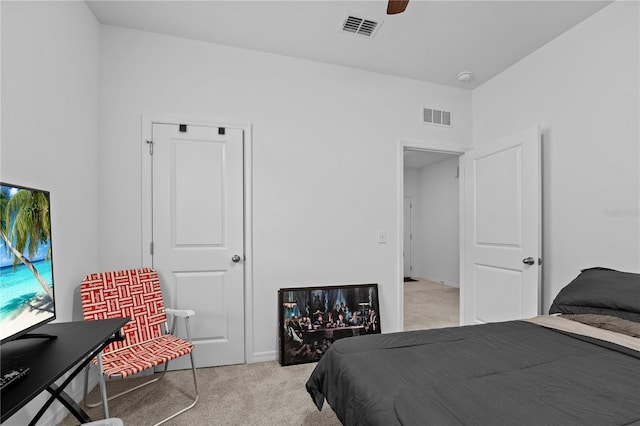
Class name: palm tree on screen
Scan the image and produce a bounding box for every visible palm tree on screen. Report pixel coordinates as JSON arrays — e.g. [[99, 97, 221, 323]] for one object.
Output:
[[1, 188, 54, 300]]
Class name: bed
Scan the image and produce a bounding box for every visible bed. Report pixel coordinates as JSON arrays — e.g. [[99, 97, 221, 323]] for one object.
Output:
[[306, 267, 640, 425]]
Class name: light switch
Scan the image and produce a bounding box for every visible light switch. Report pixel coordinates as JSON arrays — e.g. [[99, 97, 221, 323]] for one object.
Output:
[[377, 230, 387, 244]]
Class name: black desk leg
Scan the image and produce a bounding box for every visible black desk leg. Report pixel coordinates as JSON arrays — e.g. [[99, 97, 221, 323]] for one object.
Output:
[[52, 384, 93, 424], [28, 382, 92, 426], [28, 333, 123, 425]]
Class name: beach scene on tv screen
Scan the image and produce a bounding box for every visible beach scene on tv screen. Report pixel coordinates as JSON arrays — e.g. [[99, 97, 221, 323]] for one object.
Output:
[[0, 185, 55, 340]]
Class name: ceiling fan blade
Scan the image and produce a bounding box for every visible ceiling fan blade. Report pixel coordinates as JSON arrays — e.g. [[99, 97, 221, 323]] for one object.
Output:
[[387, 0, 409, 15]]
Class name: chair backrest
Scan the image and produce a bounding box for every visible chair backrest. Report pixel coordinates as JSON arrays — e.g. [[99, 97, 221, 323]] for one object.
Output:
[[80, 268, 167, 353]]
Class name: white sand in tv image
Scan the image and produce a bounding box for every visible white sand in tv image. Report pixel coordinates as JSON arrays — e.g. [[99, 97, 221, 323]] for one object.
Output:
[[0, 263, 55, 341], [2, 294, 54, 338]]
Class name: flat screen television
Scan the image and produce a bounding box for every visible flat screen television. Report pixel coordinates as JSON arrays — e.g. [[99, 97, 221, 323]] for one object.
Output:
[[0, 182, 56, 344]]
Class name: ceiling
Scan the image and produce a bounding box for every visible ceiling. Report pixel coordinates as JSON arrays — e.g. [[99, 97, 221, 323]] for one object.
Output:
[[86, 0, 612, 89], [404, 149, 456, 169]]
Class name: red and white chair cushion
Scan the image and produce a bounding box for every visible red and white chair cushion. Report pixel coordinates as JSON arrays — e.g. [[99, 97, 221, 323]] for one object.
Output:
[[99, 334, 193, 378]]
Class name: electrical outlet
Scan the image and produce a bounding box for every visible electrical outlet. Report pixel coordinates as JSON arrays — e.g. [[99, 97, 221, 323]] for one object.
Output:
[[377, 230, 387, 244]]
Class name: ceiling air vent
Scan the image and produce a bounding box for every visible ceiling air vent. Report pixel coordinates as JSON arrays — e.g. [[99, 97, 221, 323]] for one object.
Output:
[[342, 15, 381, 38], [423, 107, 452, 127]]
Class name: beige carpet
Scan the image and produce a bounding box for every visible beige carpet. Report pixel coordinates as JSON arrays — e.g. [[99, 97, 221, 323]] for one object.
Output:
[[60, 280, 459, 425], [404, 278, 460, 331]]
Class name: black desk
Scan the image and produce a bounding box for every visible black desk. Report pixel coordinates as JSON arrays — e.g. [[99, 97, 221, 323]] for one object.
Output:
[[1, 319, 128, 425]]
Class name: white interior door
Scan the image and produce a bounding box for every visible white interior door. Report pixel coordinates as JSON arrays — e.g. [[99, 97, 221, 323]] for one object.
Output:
[[151, 123, 245, 367], [462, 127, 541, 325], [403, 197, 413, 277]]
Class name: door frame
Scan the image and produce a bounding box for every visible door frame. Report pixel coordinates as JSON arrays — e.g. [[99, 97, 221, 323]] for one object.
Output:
[[396, 140, 470, 331], [140, 114, 256, 363]]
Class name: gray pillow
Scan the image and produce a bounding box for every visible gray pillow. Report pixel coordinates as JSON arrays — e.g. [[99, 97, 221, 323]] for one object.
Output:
[[549, 267, 640, 322]]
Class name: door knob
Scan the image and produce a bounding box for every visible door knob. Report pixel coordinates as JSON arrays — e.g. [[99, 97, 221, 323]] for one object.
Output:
[[522, 257, 535, 265], [232, 255, 242, 263]]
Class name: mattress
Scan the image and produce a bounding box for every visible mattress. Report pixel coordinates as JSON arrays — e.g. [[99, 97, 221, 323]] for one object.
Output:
[[306, 317, 640, 425]]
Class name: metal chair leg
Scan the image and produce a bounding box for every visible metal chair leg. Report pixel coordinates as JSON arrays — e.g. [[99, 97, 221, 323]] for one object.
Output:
[[83, 372, 167, 408], [152, 351, 200, 426], [96, 353, 110, 419], [83, 358, 197, 424], [83, 365, 90, 405]]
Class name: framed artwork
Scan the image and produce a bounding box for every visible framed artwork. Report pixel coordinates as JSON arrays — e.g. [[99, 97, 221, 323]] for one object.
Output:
[[278, 283, 380, 366]]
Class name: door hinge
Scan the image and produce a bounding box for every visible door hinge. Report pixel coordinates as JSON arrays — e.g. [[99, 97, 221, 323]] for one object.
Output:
[[150, 242, 154, 255], [146, 140, 153, 155]]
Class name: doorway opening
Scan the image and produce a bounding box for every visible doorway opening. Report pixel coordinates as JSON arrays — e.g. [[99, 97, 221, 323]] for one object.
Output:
[[401, 146, 464, 331]]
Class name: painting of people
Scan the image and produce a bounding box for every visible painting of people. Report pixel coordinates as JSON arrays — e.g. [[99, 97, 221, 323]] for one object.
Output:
[[278, 284, 380, 366]]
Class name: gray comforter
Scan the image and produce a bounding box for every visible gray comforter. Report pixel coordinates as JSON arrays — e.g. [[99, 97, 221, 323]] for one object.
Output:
[[306, 320, 640, 425]]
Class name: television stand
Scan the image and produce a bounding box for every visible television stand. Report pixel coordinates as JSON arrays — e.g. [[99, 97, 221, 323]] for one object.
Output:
[[1, 319, 128, 425], [16, 332, 57, 341]]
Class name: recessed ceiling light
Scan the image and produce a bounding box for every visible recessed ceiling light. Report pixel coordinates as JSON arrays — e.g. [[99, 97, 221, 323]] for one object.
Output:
[[457, 71, 473, 82]]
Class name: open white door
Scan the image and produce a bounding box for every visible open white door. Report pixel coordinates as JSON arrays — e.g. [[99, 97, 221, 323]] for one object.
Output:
[[462, 127, 541, 325]]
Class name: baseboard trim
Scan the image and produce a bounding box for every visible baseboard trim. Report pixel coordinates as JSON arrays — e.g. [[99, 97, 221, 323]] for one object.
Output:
[[418, 275, 460, 288], [250, 350, 277, 363]]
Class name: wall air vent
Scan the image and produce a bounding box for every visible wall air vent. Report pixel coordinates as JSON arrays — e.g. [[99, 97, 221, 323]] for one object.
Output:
[[423, 107, 452, 127], [341, 15, 381, 38]]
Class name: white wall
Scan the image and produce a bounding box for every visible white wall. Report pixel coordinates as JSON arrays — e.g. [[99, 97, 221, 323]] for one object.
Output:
[[5, 1, 634, 421], [403, 168, 419, 201], [413, 157, 460, 285], [1, 1, 100, 424], [472, 1, 640, 312], [97, 25, 472, 360]]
